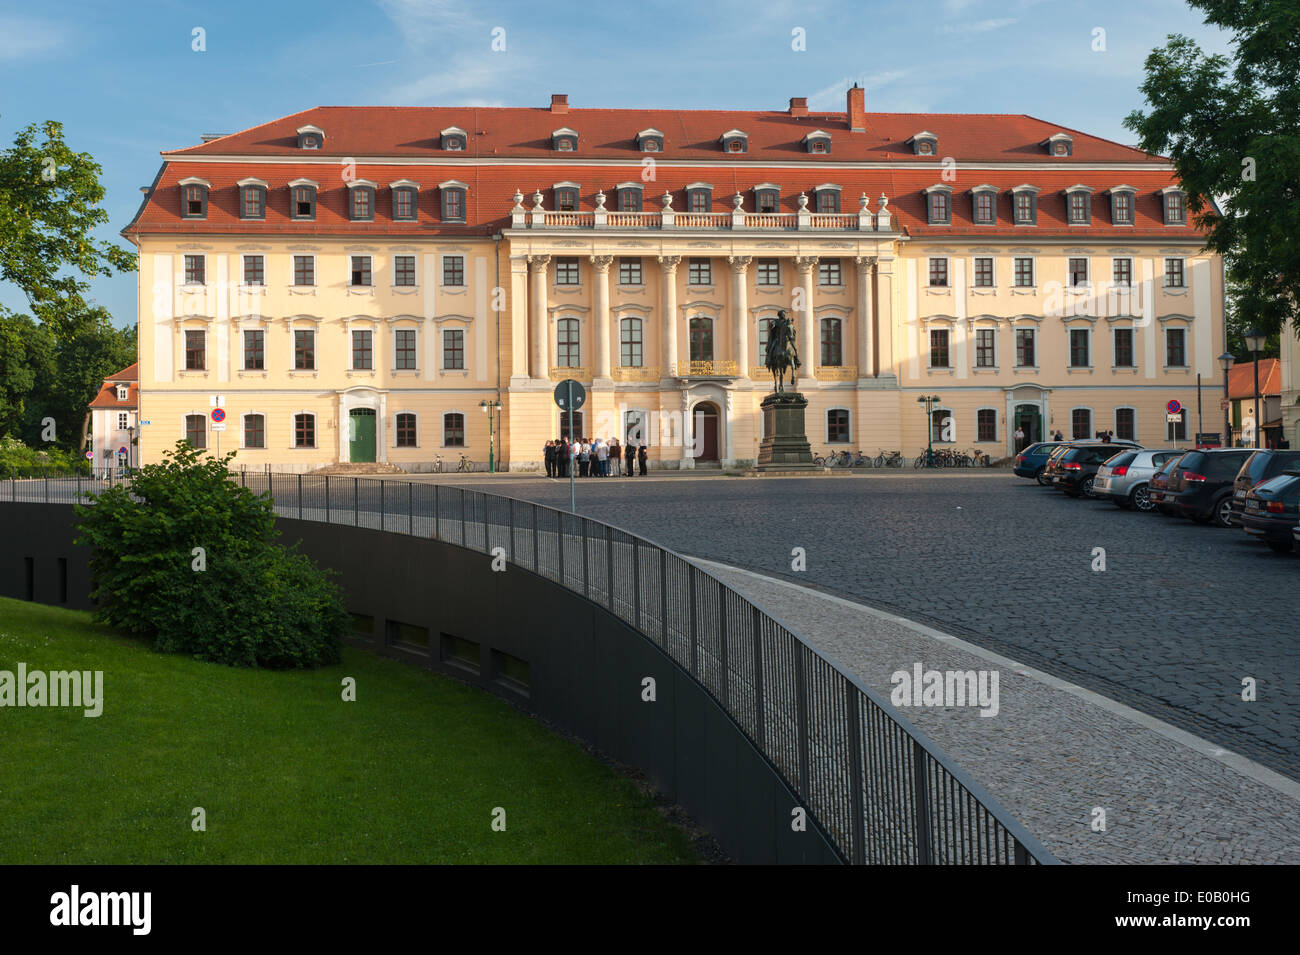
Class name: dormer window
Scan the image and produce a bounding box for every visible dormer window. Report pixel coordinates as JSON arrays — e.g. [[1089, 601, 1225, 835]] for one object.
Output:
[[615, 182, 643, 212], [910, 132, 939, 156], [1064, 185, 1093, 225], [553, 182, 580, 212], [804, 130, 832, 154], [237, 178, 267, 220], [296, 124, 325, 150], [924, 185, 952, 225], [1109, 185, 1136, 226], [636, 128, 664, 152], [288, 179, 318, 220], [347, 180, 377, 221], [1011, 185, 1040, 225], [685, 182, 713, 213], [1162, 188, 1186, 225], [1043, 133, 1073, 157], [970, 185, 998, 224], [440, 180, 468, 222], [812, 184, 841, 214], [754, 183, 780, 213], [116, 385, 129, 401], [391, 180, 419, 221], [178, 177, 210, 219], [551, 127, 579, 152], [440, 126, 467, 151], [720, 129, 748, 154]]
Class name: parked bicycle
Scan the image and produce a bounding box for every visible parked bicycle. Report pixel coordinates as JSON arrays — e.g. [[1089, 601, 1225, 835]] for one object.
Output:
[[875, 449, 905, 468], [456, 454, 474, 473]]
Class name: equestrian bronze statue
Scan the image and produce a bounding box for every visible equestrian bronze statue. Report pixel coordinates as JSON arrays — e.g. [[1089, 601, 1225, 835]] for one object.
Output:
[[764, 309, 801, 393]]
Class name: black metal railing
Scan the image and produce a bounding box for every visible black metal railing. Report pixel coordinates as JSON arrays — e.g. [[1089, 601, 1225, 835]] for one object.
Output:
[[6, 471, 1058, 865]]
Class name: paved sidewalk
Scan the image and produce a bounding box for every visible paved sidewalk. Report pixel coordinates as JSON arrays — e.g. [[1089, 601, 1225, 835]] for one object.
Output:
[[690, 557, 1300, 865]]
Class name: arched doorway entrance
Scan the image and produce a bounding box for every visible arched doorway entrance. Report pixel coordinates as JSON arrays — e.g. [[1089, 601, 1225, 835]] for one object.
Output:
[[349, 408, 377, 462], [1013, 403, 1042, 452], [693, 402, 720, 461]]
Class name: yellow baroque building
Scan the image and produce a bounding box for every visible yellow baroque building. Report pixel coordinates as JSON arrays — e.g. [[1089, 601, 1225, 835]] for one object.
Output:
[[124, 90, 1226, 471]]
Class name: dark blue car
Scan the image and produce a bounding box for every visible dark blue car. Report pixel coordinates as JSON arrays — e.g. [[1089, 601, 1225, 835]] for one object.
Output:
[[1014, 442, 1066, 485]]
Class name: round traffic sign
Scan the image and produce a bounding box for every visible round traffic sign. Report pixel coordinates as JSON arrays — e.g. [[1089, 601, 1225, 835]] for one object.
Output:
[[553, 379, 586, 411], [1166, 399, 1182, 415], [211, 407, 226, 423], [118, 446, 127, 454], [84, 450, 93, 460]]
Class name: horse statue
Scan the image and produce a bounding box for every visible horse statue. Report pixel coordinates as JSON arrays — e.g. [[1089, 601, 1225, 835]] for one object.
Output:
[[764, 308, 801, 394]]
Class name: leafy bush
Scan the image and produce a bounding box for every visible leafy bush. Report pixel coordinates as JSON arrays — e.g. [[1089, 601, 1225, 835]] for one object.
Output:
[[0, 436, 91, 478], [75, 441, 346, 668]]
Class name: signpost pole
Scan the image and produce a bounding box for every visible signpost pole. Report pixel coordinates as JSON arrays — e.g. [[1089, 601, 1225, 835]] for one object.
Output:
[[568, 380, 576, 514]]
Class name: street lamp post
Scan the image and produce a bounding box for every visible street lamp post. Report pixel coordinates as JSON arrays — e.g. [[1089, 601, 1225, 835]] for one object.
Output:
[[1243, 327, 1266, 449], [126, 426, 136, 471], [1218, 352, 1235, 447], [916, 394, 942, 467], [479, 398, 502, 473]]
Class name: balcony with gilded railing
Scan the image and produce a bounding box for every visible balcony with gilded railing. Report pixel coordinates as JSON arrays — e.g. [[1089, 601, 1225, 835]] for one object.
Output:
[[670, 360, 740, 378], [509, 188, 896, 233], [749, 365, 858, 381]]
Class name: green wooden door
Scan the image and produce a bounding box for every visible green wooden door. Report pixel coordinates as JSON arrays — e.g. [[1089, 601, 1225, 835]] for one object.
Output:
[[349, 409, 376, 463]]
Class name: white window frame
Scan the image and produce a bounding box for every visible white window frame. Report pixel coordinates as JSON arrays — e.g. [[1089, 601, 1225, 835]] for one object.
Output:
[[291, 253, 317, 288], [1011, 254, 1037, 289], [1066, 255, 1091, 289], [240, 411, 268, 450], [1113, 406, 1138, 442], [1163, 257, 1187, 289], [1111, 323, 1137, 369], [974, 406, 1000, 444], [182, 253, 207, 288], [392, 409, 421, 449], [117, 412, 130, 431], [391, 322, 420, 372], [927, 256, 951, 288], [441, 325, 467, 371], [972, 325, 998, 369], [441, 410, 468, 448], [1069, 406, 1094, 440], [1067, 325, 1093, 369], [349, 325, 377, 372], [825, 407, 852, 444], [926, 322, 953, 370], [392, 253, 419, 289], [290, 411, 317, 449], [1164, 323, 1190, 369], [440, 253, 467, 289], [1110, 256, 1135, 288], [115, 385, 129, 401], [970, 256, 996, 289], [1013, 323, 1038, 369]]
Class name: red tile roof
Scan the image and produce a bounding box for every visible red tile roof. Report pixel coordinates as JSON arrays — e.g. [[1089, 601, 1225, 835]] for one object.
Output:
[[88, 364, 139, 410], [1227, 358, 1280, 399]]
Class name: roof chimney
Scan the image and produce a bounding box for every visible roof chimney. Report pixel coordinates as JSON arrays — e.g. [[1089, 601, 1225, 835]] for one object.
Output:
[[550, 94, 569, 113], [788, 97, 808, 117], [847, 84, 866, 132]]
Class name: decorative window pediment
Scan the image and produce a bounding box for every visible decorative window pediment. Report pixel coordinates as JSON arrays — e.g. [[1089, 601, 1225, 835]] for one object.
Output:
[[551, 127, 579, 152], [440, 126, 467, 151], [910, 131, 938, 156], [636, 128, 664, 152], [1043, 132, 1073, 157], [296, 124, 325, 150], [720, 129, 748, 153], [804, 130, 831, 154]]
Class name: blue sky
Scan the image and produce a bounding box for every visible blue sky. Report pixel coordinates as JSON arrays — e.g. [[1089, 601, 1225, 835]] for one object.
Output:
[[0, 0, 1232, 328]]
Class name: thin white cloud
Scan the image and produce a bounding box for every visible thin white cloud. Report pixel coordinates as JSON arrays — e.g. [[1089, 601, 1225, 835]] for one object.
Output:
[[940, 17, 1018, 35], [0, 16, 63, 60], [808, 69, 916, 109], [374, 0, 475, 48]]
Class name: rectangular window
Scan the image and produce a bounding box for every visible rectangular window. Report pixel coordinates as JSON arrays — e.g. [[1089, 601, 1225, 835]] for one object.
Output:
[[977, 409, 997, 443], [242, 254, 264, 286], [185, 414, 206, 449], [974, 192, 995, 224], [1113, 258, 1133, 286], [818, 259, 842, 286], [618, 189, 642, 212], [292, 186, 314, 218], [975, 328, 995, 367], [1069, 328, 1090, 367], [928, 258, 948, 287], [827, 409, 850, 443], [444, 413, 465, 447], [556, 189, 577, 212], [556, 319, 581, 367], [184, 330, 205, 370], [1014, 192, 1034, 224], [243, 329, 264, 370], [396, 413, 417, 448], [117, 412, 129, 431], [620, 320, 643, 367], [183, 185, 205, 217], [295, 414, 315, 448], [619, 257, 642, 285], [242, 187, 264, 219], [244, 414, 265, 449], [1113, 328, 1134, 367], [815, 190, 838, 214], [1068, 192, 1089, 224], [350, 255, 372, 287], [757, 258, 781, 286], [1113, 192, 1133, 225], [1015, 327, 1035, 367], [1068, 257, 1089, 287], [555, 257, 580, 285], [394, 189, 415, 220], [1166, 327, 1187, 366], [1071, 408, 1091, 440], [688, 191, 709, 213], [757, 191, 778, 214], [930, 328, 950, 368], [1165, 258, 1185, 288], [395, 328, 417, 370], [1165, 192, 1185, 224], [1116, 407, 1136, 441], [352, 329, 373, 370], [442, 255, 464, 287], [442, 329, 464, 370], [294, 329, 315, 370], [184, 255, 205, 285], [351, 189, 371, 220], [974, 257, 993, 287], [394, 255, 416, 287], [1014, 257, 1035, 287], [688, 257, 711, 285], [820, 320, 842, 366], [293, 255, 314, 287], [444, 189, 465, 220], [928, 191, 950, 223]]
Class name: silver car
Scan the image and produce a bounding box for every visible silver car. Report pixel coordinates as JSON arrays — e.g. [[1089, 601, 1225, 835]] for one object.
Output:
[[1094, 448, 1186, 511]]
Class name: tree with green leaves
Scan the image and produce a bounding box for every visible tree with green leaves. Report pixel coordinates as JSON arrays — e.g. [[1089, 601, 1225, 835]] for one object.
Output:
[[1124, 0, 1300, 341]]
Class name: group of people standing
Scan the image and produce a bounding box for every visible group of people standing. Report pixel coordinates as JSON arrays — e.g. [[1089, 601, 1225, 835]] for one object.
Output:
[[544, 437, 648, 478]]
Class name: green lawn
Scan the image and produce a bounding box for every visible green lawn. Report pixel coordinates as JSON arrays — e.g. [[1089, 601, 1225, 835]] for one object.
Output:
[[0, 597, 699, 864]]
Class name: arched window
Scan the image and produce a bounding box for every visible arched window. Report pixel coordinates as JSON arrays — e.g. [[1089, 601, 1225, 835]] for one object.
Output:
[[689, 317, 713, 362], [620, 318, 643, 367], [395, 413, 417, 448], [556, 318, 580, 367], [294, 413, 316, 448], [443, 413, 465, 447], [757, 317, 773, 355], [820, 318, 843, 366], [243, 413, 266, 449], [184, 414, 207, 449]]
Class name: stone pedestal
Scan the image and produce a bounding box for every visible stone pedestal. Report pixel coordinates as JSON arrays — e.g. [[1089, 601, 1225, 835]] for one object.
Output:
[[756, 392, 818, 470]]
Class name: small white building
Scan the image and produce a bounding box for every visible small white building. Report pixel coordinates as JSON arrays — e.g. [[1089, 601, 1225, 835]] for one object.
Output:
[[88, 363, 139, 472]]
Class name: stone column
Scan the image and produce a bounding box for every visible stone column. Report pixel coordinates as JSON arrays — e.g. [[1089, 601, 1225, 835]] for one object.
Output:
[[727, 255, 751, 375], [875, 256, 896, 379], [527, 254, 550, 379], [795, 256, 818, 382], [855, 255, 876, 378], [508, 256, 529, 383], [590, 255, 613, 380], [658, 255, 681, 376], [680, 388, 694, 468]]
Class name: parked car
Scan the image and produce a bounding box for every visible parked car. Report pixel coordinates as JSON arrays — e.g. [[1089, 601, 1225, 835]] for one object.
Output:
[[1227, 450, 1300, 526], [1239, 471, 1300, 554], [1055, 444, 1137, 498], [1042, 440, 1139, 486], [1094, 449, 1186, 511], [1166, 449, 1256, 527], [1147, 455, 1187, 515], [1014, 442, 1067, 485]]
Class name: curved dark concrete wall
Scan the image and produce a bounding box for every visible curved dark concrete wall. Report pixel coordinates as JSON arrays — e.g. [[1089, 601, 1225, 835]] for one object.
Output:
[[0, 503, 841, 864]]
